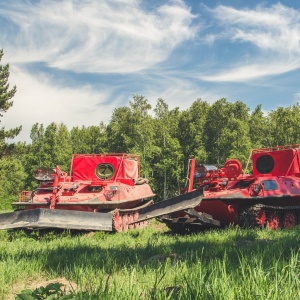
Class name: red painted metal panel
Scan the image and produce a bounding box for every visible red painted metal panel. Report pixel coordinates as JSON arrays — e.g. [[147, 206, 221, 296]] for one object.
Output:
[[72, 156, 121, 181], [253, 149, 296, 176]]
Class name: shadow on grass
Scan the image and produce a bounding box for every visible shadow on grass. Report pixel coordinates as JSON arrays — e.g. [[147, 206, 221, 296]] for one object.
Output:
[[2, 224, 300, 277]]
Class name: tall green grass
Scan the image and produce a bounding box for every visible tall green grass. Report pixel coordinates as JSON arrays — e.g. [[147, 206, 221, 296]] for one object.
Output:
[[1, 224, 300, 299]]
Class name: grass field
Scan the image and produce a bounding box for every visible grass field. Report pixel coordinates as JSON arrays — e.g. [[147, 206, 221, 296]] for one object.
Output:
[[1, 220, 300, 299]]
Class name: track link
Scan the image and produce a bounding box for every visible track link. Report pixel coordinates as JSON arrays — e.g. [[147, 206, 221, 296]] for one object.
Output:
[[239, 204, 265, 228]]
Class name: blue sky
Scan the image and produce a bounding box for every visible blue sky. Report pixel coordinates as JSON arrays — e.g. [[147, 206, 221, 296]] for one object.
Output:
[[1, 0, 300, 142]]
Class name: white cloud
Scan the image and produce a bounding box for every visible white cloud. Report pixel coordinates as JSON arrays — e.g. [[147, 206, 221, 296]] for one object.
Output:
[[2, 66, 114, 142], [0, 0, 197, 73], [202, 61, 298, 82], [293, 92, 300, 102], [0, 0, 199, 142], [201, 4, 300, 82]]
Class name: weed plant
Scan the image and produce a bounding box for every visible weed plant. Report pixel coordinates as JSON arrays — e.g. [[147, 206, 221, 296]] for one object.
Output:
[[0, 223, 300, 299]]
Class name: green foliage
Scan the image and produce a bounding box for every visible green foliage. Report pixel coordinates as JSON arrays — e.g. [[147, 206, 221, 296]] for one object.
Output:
[[0, 194, 15, 211], [42, 123, 72, 171], [204, 99, 252, 165], [268, 104, 300, 146], [0, 49, 16, 117], [0, 49, 22, 156], [152, 99, 182, 198], [177, 99, 209, 174], [0, 156, 26, 199], [107, 95, 156, 179], [106, 106, 132, 152], [249, 104, 268, 148], [70, 123, 107, 154], [22, 122, 72, 187], [127, 95, 155, 177]]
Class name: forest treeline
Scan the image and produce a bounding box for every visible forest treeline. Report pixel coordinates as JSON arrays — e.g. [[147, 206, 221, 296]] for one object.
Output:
[[2, 95, 300, 201]]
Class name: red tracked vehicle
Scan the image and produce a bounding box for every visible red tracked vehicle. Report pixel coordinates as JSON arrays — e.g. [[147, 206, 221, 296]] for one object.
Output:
[[159, 144, 300, 232], [1, 145, 299, 233], [0, 153, 203, 231]]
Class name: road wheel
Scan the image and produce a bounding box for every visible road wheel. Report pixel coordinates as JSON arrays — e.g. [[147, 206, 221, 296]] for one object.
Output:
[[133, 212, 140, 228], [128, 214, 134, 230], [122, 214, 129, 231], [282, 211, 297, 229], [267, 211, 281, 230], [256, 208, 266, 227], [113, 211, 122, 232]]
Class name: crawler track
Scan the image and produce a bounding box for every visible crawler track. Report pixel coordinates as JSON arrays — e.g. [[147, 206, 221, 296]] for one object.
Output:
[[239, 204, 300, 229]]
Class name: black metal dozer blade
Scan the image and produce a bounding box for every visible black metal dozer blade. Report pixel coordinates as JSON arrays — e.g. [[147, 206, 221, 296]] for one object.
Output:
[[0, 209, 113, 231], [135, 189, 204, 222]]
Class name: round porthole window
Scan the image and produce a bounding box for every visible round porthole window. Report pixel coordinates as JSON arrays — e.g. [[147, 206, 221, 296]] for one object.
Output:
[[256, 155, 274, 174], [95, 163, 115, 180]]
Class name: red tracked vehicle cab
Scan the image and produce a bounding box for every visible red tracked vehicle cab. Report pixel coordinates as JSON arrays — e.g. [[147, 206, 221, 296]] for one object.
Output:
[[22, 153, 155, 211]]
